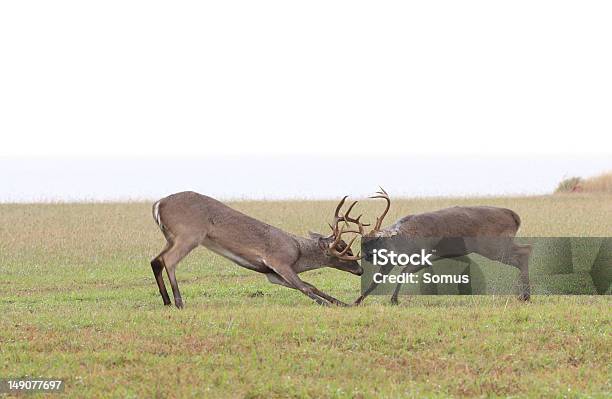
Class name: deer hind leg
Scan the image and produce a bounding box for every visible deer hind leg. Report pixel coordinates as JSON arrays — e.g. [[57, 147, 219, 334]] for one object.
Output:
[[390, 264, 428, 305], [509, 244, 532, 301], [161, 238, 198, 309], [151, 241, 172, 306], [390, 282, 403, 305], [478, 242, 532, 301]]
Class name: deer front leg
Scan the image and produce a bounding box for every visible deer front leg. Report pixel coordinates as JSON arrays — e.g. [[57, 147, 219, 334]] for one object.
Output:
[[265, 266, 346, 306], [266, 273, 348, 306], [353, 263, 395, 306], [265, 272, 328, 305], [302, 281, 348, 307], [353, 281, 379, 306]]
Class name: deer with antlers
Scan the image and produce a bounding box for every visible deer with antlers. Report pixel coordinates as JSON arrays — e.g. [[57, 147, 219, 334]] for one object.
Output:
[[354, 188, 532, 305], [150, 191, 366, 308]]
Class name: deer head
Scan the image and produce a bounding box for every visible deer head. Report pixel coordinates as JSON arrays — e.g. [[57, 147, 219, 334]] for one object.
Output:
[[309, 195, 369, 275]]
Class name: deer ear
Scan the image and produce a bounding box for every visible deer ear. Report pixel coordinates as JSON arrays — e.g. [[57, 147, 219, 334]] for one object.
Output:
[[309, 231, 324, 239], [309, 232, 330, 251]]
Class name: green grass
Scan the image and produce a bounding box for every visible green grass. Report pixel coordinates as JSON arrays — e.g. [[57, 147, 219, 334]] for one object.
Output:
[[1, 195, 611, 398]]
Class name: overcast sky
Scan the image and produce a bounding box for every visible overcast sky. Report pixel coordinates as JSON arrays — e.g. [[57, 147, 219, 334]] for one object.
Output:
[[1, 1, 610, 200]]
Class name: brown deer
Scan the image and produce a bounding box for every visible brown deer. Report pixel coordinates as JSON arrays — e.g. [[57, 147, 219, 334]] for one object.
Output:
[[354, 188, 532, 305], [151, 191, 366, 308]]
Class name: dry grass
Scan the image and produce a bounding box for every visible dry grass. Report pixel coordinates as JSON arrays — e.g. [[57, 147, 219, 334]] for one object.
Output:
[[1, 195, 611, 398], [581, 171, 612, 193], [555, 171, 612, 194]]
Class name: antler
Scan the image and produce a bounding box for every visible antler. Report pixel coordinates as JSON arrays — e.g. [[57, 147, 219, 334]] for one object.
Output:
[[327, 196, 368, 261], [369, 187, 391, 234], [328, 223, 362, 261]]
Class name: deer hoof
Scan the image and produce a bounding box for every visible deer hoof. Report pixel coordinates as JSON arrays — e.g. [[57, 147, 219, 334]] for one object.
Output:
[[352, 296, 365, 306]]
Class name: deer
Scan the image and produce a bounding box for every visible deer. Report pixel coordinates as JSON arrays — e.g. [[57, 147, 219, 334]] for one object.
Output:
[[353, 188, 532, 305], [150, 191, 367, 308]]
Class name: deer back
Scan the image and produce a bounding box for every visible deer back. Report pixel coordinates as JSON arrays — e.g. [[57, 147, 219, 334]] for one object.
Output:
[[156, 191, 300, 263], [391, 206, 521, 238]]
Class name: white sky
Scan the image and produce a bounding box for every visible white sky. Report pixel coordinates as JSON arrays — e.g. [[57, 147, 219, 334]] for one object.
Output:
[[1, 1, 611, 158], [0, 2, 610, 201], [1, 156, 610, 202]]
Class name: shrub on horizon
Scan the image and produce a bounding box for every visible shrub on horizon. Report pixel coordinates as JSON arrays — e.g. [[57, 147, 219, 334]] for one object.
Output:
[[554, 171, 612, 194], [554, 176, 582, 193]]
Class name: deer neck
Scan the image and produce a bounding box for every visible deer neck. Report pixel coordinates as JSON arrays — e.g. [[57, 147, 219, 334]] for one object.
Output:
[[293, 236, 327, 273]]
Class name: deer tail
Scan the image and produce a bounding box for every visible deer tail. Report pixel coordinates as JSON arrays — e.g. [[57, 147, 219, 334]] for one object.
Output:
[[506, 209, 521, 229], [152, 200, 166, 232]]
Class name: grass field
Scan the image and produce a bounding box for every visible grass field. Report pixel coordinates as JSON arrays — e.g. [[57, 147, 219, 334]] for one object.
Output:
[[1, 195, 611, 398]]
